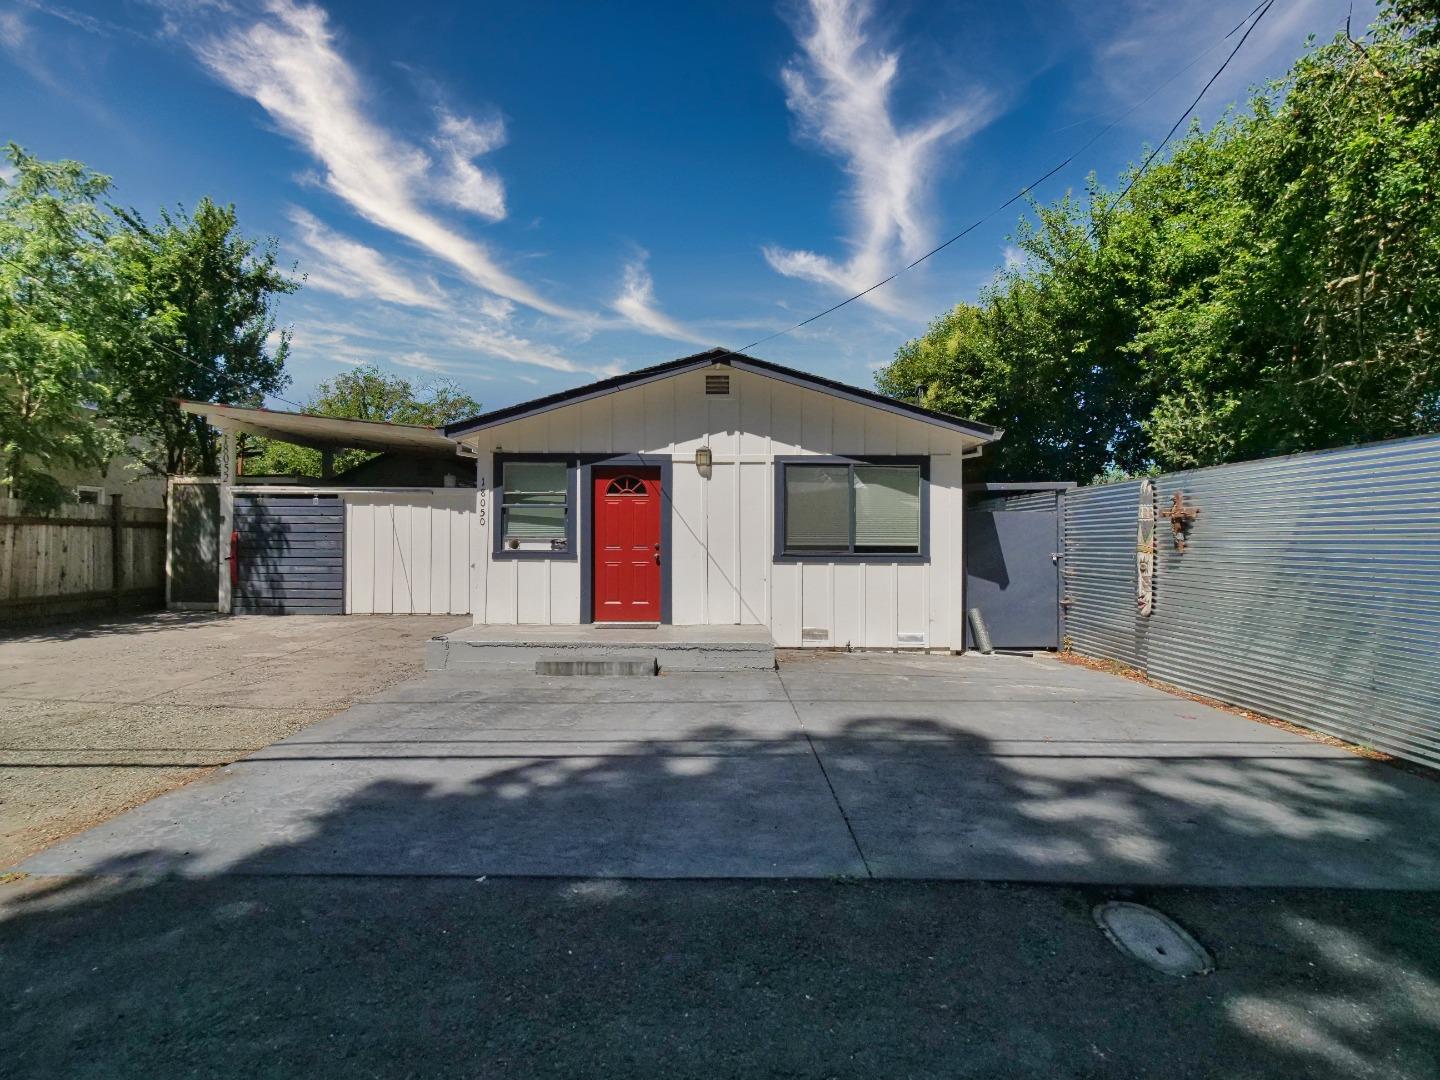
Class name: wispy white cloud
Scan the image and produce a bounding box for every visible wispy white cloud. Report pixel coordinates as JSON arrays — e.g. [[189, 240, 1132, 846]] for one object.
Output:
[[763, 0, 995, 309], [1070, 0, 1371, 128], [610, 253, 709, 345], [289, 207, 448, 310], [460, 326, 586, 374], [190, 0, 583, 320], [0, 9, 28, 45], [392, 350, 497, 380], [291, 301, 587, 376], [0, 9, 56, 89], [393, 350, 448, 374], [430, 110, 507, 220], [1, 4, 132, 126], [1002, 244, 1024, 269]]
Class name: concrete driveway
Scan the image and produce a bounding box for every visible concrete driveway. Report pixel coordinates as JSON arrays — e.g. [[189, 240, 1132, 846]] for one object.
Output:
[[16, 650, 1440, 887]]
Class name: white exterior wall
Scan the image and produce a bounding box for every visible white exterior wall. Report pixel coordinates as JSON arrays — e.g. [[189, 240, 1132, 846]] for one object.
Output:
[[343, 489, 476, 615], [462, 368, 973, 649]]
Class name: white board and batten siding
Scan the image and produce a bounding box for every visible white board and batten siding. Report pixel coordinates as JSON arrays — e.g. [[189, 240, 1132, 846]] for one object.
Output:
[[343, 489, 475, 615], [461, 367, 973, 649]]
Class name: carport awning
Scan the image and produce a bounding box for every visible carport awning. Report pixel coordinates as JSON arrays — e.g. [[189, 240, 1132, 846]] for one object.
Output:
[[178, 400, 460, 457]]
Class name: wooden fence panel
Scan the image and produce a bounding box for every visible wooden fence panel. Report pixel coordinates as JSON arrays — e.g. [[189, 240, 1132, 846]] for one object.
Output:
[[0, 497, 167, 624]]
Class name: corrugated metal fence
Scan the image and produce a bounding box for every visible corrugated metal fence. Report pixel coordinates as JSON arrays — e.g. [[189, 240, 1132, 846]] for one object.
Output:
[[1063, 434, 1440, 769]]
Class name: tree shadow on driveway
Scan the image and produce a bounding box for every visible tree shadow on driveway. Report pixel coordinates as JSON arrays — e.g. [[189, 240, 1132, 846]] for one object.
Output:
[[5, 688, 1440, 1077], [3, 873, 1439, 1078], [15, 707, 1440, 888]]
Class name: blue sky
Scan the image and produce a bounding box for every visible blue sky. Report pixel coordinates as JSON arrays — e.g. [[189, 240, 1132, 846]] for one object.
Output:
[[1, 0, 1370, 413]]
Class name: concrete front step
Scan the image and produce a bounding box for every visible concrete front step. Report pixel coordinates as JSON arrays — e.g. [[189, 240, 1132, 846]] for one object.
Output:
[[534, 656, 658, 677], [425, 624, 777, 674]]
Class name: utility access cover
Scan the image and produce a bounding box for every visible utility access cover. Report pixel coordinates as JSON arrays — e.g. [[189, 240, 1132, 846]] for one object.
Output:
[[1093, 902, 1214, 977]]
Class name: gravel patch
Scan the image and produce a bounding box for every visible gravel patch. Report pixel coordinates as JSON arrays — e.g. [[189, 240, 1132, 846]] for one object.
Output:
[[0, 612, 466, 865]]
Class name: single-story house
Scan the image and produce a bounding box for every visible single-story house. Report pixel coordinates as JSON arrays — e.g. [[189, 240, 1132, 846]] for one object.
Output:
[[178, 349, 1002, 649]]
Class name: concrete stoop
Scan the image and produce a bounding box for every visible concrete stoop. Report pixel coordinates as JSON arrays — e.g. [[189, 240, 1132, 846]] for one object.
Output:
[[425, 624, 776, 674]]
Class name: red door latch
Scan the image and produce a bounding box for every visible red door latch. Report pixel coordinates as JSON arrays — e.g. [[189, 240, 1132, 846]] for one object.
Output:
[[227, 530, 240, 586]]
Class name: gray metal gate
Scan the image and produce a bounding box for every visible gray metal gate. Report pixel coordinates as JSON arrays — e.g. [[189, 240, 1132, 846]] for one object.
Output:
[[167, 478, 220, 608], [964, 484, 1070, 650], [233, 494, 344, 614]]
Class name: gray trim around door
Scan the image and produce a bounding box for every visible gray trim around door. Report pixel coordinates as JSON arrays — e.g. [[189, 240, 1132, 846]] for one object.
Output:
[[579, 453, 673, 625]]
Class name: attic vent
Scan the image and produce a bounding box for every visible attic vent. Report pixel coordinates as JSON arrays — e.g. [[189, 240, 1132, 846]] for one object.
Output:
[[705, 373, 731, 396]]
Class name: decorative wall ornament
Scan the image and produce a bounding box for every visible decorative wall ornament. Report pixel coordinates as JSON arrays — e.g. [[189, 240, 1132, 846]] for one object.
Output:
[[1161, 491, 1202, 552], [1137, 478, 1156, 616]]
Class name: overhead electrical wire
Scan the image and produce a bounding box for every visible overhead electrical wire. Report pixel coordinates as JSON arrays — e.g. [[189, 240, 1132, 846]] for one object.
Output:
[[2, 0, 1283, 397], [1093, 0, 1277, 230], [730, 0, 1280, 357]]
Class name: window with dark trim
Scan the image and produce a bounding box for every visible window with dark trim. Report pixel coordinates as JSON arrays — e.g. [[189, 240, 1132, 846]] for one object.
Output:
[[774, 456, 928, 562], [494, 455, 577, 559]]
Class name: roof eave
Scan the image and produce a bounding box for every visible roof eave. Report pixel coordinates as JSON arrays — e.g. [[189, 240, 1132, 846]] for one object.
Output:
[[444, 350, 1001, 444]]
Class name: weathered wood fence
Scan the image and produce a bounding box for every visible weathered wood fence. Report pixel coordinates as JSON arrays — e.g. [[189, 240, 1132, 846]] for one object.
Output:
[[0, 496, 166, 624]]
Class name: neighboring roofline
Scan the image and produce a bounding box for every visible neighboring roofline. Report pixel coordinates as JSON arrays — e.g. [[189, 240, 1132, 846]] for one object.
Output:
[[177, 399, 444, 435], [442, 348, 1003, 443], [177, 399, 458, 456]]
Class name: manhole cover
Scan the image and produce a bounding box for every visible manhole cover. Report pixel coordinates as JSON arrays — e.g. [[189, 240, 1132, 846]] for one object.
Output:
[[1093, 901, 1214, 977]]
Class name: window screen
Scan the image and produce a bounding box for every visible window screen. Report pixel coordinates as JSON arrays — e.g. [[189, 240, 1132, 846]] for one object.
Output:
[[785, 465, 850, 550], [502, 461, 569, 544], [779, 460, 923, 557], [853, 466, 920, 550]]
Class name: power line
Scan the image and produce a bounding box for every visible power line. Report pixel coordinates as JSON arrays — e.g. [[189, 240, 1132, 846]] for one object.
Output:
[[1094, 0, 1277, 231], [732, 0, 1281, 356], [3, 0, 1285, 389]]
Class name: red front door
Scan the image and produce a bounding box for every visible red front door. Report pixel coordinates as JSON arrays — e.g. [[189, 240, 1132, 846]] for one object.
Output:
[[592, 466, 662, 622]]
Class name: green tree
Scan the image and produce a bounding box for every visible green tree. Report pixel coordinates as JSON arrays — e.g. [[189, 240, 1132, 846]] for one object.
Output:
[[105, 197, 297, 477], [0, 145, 122, 508], [879, 0, 1440, 479], [246, 364, 481, 478], [879, 187, 1162, 481], [1139, 0, 1440, 466]]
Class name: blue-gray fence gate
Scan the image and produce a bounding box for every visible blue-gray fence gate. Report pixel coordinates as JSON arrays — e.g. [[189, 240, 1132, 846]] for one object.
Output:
[[233, 494, 344, 615], [964, 485, 1069, 650]]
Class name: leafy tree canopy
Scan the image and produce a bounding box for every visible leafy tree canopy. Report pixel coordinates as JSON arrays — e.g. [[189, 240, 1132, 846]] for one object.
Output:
[[878, 0, 1440, 481], [105, 197, 297, 477], [246, 364, 481, 478], [0, 145, 123, 508]]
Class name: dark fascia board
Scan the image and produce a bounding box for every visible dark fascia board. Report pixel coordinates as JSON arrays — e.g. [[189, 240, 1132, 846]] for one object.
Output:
[[962, 481, 1077, 492], [443, 348, 1003, 443], [443, 352, 719, 438]]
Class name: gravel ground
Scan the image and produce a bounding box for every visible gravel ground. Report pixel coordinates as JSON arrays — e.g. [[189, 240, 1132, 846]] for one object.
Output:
[[0, 612, 466, 866]]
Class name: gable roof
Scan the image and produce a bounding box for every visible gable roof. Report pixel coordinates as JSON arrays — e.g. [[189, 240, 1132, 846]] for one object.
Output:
[[443, 349, 1001, 442]]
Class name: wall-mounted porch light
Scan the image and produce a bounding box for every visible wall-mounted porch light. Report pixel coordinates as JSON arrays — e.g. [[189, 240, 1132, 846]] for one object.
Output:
[[695, 445, 713, 478]]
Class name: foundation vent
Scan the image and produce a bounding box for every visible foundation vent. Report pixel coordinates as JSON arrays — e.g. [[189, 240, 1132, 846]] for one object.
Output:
[[897, 631, 927, 645], [801, 627, 830, 642], [705, 373, 731, 396]]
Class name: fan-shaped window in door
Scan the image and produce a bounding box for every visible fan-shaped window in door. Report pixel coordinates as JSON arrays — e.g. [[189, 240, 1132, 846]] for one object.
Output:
[[605, 475, 647, 496]]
